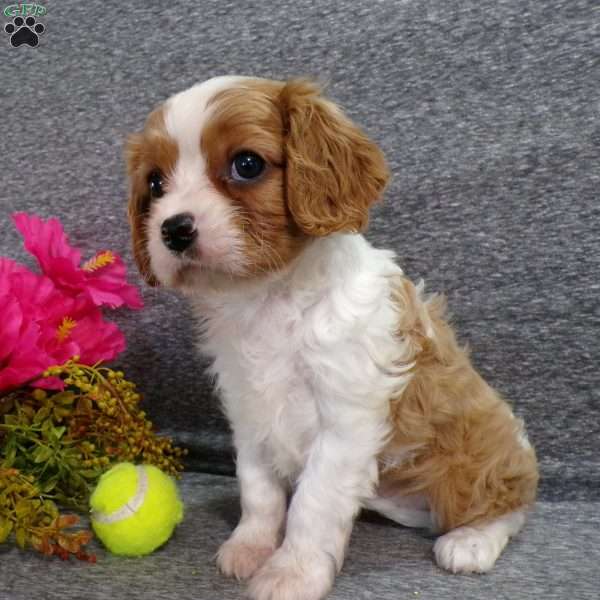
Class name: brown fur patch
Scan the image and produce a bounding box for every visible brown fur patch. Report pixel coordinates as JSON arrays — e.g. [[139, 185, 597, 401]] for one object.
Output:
[[201, 81, 309, 276], [125, 107, 179, 285], [126, 78, 390, 282], [199, 78, 390, 274], [379, 279, 539, 532], [280, 80, 390, 236]]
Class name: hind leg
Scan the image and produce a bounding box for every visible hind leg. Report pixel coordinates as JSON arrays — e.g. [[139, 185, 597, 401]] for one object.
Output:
[[367, 482, 527, 574], [433, 510, 525, 573], [366, 486, 433, 529]]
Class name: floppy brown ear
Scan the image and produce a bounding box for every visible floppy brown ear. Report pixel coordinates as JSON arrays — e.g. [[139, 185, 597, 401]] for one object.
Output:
[[280, 80, 389, 236], [125, 133, 159, 287]]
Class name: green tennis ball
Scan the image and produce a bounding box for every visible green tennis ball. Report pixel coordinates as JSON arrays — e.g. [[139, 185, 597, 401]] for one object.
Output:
[[90, 462, 183, 556]]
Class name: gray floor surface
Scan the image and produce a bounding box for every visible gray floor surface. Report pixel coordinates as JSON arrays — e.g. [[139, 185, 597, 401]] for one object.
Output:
[[1, 473, 597, 600]]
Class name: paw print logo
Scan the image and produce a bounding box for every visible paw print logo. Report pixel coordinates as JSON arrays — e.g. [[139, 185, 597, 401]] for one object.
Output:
[[4, 16, 45, 47]]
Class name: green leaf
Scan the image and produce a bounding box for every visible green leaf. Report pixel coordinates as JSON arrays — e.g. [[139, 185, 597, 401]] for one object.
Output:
[[53, 407, 71, 419], [42, 500, 59, 520], [33, 405, 51, 424], [15, 527, 26, 549], [51, 426, 66, 441], [41, 419, 52, 439], [0, 517, 13, 543], [54, 392, 76, 406], [40, 477, 59, 494], [3, 414, 19, 425], [79, 469, 102, 480], [2, 443, 16, 468], [32, 446, 53, 464], [20, 404, 35, 420], [15, 499, 31, 519]]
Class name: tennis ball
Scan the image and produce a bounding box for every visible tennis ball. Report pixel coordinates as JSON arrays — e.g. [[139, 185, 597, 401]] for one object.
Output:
[[90, 462, 183, 556]]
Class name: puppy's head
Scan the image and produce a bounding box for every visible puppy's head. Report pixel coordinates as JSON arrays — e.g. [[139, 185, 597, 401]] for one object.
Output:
[[126, 76, 388, 290]]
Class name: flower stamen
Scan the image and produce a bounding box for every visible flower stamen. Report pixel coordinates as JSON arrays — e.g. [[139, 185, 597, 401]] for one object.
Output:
[[82, 251, 116, 272], [56, 317, 77, 342]]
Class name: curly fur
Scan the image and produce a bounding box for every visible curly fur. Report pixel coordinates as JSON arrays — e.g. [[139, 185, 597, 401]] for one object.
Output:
[[381, 279, 538, 532], [280, 79, 390, 236], [126, 75, 538, 600]]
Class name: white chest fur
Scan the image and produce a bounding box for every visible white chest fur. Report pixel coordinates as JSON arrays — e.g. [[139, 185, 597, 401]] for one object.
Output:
[[192, 235, 411, 480], [211, 294, 320, 477]]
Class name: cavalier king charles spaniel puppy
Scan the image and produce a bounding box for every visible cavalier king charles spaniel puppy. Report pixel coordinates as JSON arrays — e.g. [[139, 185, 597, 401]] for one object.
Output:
[[126, 76, 538, 600]]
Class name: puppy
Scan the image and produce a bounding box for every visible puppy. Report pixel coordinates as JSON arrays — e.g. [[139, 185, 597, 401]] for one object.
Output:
[[126, 76, 538, 600]]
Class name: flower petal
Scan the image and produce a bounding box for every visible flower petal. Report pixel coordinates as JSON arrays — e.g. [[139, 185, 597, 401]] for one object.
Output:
[[46, 310, 126, 365], [0, 294, 23, 362], [7, 271, 72, 324], [0, 320, 54, 392], [83, 254, 144, 309], [31, 376, 65, 391], [12, 212, 81, 273], [0, 258, 29, 293]]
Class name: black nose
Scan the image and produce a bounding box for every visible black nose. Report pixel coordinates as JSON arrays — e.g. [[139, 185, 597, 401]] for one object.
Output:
[[161, 213, 197, 253]]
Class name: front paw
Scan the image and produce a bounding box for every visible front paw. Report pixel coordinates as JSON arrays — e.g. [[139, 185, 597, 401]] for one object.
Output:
[[247, 546, 336, 600], [217, 534, 277, 580], [433, 526, 501, 574]]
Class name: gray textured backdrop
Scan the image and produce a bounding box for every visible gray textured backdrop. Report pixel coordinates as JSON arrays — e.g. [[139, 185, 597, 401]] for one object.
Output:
[[1, 0, 598, 499]]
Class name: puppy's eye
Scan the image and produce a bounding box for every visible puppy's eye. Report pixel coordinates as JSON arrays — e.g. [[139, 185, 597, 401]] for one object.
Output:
[[148, 170, 165, 198], [230, 152, 265, 182]]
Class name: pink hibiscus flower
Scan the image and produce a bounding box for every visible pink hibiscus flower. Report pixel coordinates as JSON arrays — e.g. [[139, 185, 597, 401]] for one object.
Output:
[[11, 269, 126, 367], [0, 293, 54, 392], [12, 213, 143, 310], [0, 214, 142, 393], [0, 265, 128, 392]]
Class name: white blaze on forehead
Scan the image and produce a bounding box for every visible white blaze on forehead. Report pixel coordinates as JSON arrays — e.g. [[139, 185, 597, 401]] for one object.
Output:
[[163, 75, 251, 157], [147, 76, 256, 285]]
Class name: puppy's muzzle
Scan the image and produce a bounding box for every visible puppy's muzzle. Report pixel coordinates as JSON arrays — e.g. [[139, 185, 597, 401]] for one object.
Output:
[[161, 213, 197, 253]]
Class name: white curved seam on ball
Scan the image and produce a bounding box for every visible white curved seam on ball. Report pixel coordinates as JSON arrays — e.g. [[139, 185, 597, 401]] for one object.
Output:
[[91, 466, 149, 525]]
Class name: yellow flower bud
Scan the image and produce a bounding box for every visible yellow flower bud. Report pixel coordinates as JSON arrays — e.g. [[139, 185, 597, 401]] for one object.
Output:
[[32, 389, 47, 401]]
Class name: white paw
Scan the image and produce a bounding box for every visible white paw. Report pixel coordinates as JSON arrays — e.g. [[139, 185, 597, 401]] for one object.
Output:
[[217, 532, 277, 580], [433, 527, 502, 574], [247, 546, 336, 600]]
